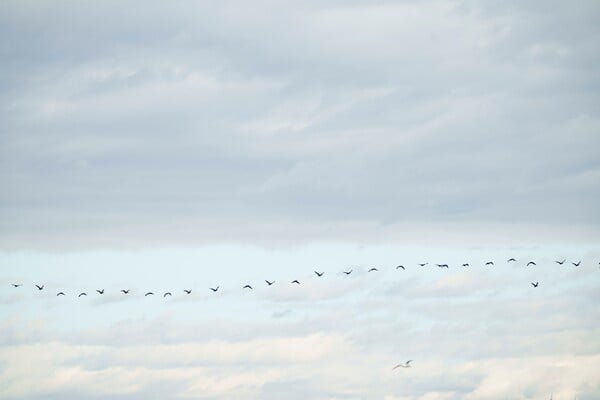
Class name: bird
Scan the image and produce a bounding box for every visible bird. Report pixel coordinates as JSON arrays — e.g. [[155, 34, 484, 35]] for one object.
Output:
[[314, 271, 324, 277], [555, 259, 566, 265], [265, 280, 275, 286], [163, 292, 172, 297], [572, 261, 581, 267], [243, 285, 253, 290], [144, 292, 154, 296], [35, 284, 44, 291], [291, 280, 301, 285], [462, 263, 469, 267], [531, 282, 539, 288], [96, 289, 104, 294], [210, 286, 220, 292], [485, 261, 494, 266], [393, 360, 412, 369], [56, 292, 65, 296], [121, 289, 130, 294], [527, 261, 537, 266], [418, 263, 428, 267], [184, 289, 192, 294], [343, 270, 353, 275], [436, 264, 449, 268], [507, 258, 517, 262], [78, 292, 87, 297], [368, 267, 378, 272], [396, 265, 405, 270], [11, 283, 22, 288]]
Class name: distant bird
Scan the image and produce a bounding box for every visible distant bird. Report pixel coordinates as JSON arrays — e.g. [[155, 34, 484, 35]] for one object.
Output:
[[572, 261, 581, 267], [418, 263, 428, 267], [243, 285, 253, 290], [368, 267, 378, 272], [56, 292, 65, 296], [396, 265, 405, 270], [527, 261, 537, 266], [343, 270, 353, 275], [121, 289, 130, 294], [96, 289, 104, 294], [393, 360, 412, 369], [291, 280, 301, 284], [507, 258, 517, 262], [78, 292, 87, 297], [314, 271, 325, 277], [163, 292, 172, 297], [555, 259, 566, 265], [11, 283, 22, 288], [144, 292, 154, 296], [531, 282, 539, 288], [35, 284, 44, 291], [462, 263, 469, 267], [184, 289, 192, 294], [210, 286, 220, 292], [265, 280, 275, 286], [436, 264, 449, 268], [485, 261, 494, 266]]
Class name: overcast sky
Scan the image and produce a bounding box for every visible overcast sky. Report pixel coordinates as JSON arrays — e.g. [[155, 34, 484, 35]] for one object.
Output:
[[1, 1, 599, 399]]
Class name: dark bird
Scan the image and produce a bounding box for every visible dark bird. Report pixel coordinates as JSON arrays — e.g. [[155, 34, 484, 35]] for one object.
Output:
[[11, 283, 22, 288], [418, 263, 428, 267], [291, 280, 301, 284], [96, 289, 104, 294], [56, 292, 65, 296], [396, 265, 405, 270], [462, 263, 469, 267], [243, 285, 253, 290], [35, 284, 44, 291], [78, 292, 87, 297], [314, 271, 324, 277], [507, 258, 517, 262], [555, 259, 566, 265], [527, 261, 537, 266], [485, 261, 494, 266], [210, 286, 220, 292], [184, 289, 192, 294], [144, 292, 154, 296], [436, 264, 449, 268], [265, 280, 275, 286], [572, 261, 581, 267], [343, 270, 353, 275], [121, 289, 130, 294], [163, 292, 172, 297], [393, 360, 412, 369], [368, 267, 378, 272], [531, 282, 539, 288]]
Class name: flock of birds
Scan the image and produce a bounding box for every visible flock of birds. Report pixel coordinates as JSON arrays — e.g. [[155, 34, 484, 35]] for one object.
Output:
[[8, 258, 594, 299]]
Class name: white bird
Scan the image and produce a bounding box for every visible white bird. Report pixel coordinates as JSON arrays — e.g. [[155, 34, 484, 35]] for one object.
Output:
[[393, 360, 412, 369]]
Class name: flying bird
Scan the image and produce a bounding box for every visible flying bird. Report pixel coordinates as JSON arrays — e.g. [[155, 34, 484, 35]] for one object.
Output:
[[265, 280, 275, 286], [184, 289, 192, 294], [393, 360, 412, 369], [531, 282, 539, 288], [210, 286, 220, 292], [485, 261, 494, 266], [507, 258, 517, 262], [163, 292, 172, 297], [527, 261, 537, 266], [121, 289, 130, 294], [56, 292, 65, 296], [555, 259, 566, 265], [144, 292, 154, 296], [314, 271, 324, 277], [418, 263, 428, 267], [343, 270, 353, 275], [11, 283, 22, 288], [462, 263, 469, 267], [78, 292, 87, 297], [396, 265, 405, 270], [243, 285, 253, 290], [368, 267, 378, 272], [291, 280, 301, 284], [35, 284, 44, 291], [96, 289, 104, 294], [436, 264, 449, 268], [572, 261, 581, 267]]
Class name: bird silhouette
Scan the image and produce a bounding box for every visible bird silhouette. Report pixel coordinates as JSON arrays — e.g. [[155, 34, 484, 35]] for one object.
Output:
[[485, 261, 494, 266], [531, 282, 539, 288], [436, 264, 449, 268], [462, 263, 469, 267], [210, 286, 220, 292], [507, 258, 517, 262], [56, 292, 65, 296], [184, 289, 192, 294], [121, 289, 130, 294], [265, 280, 275, 286], [393, 360, 412, 369], [291, 280, 301, 284], [343, 269, 353, 275], [144, 292, 154, 296], [314, 271, 324, 277], [163, 292, 172, 297], [396, 265, 405, 270], [78, 292, 87, 297], [368, 267, 378, 272], [555, 259, 566, 265], [572, 261, 581, 267], [418, 263, 428, 267], [527, 261, 536, 266], [11, 283, 22, 288], [35, 284, 44, 291], [96, 289, 104, 294], [243, 285, 253, 290]]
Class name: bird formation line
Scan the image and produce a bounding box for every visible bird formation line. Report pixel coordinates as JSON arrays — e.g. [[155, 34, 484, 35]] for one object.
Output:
[[7, 258, 597, 298]]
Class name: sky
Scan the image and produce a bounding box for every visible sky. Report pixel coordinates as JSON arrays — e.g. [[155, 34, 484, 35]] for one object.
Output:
[[1, 0, 599, 399]]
